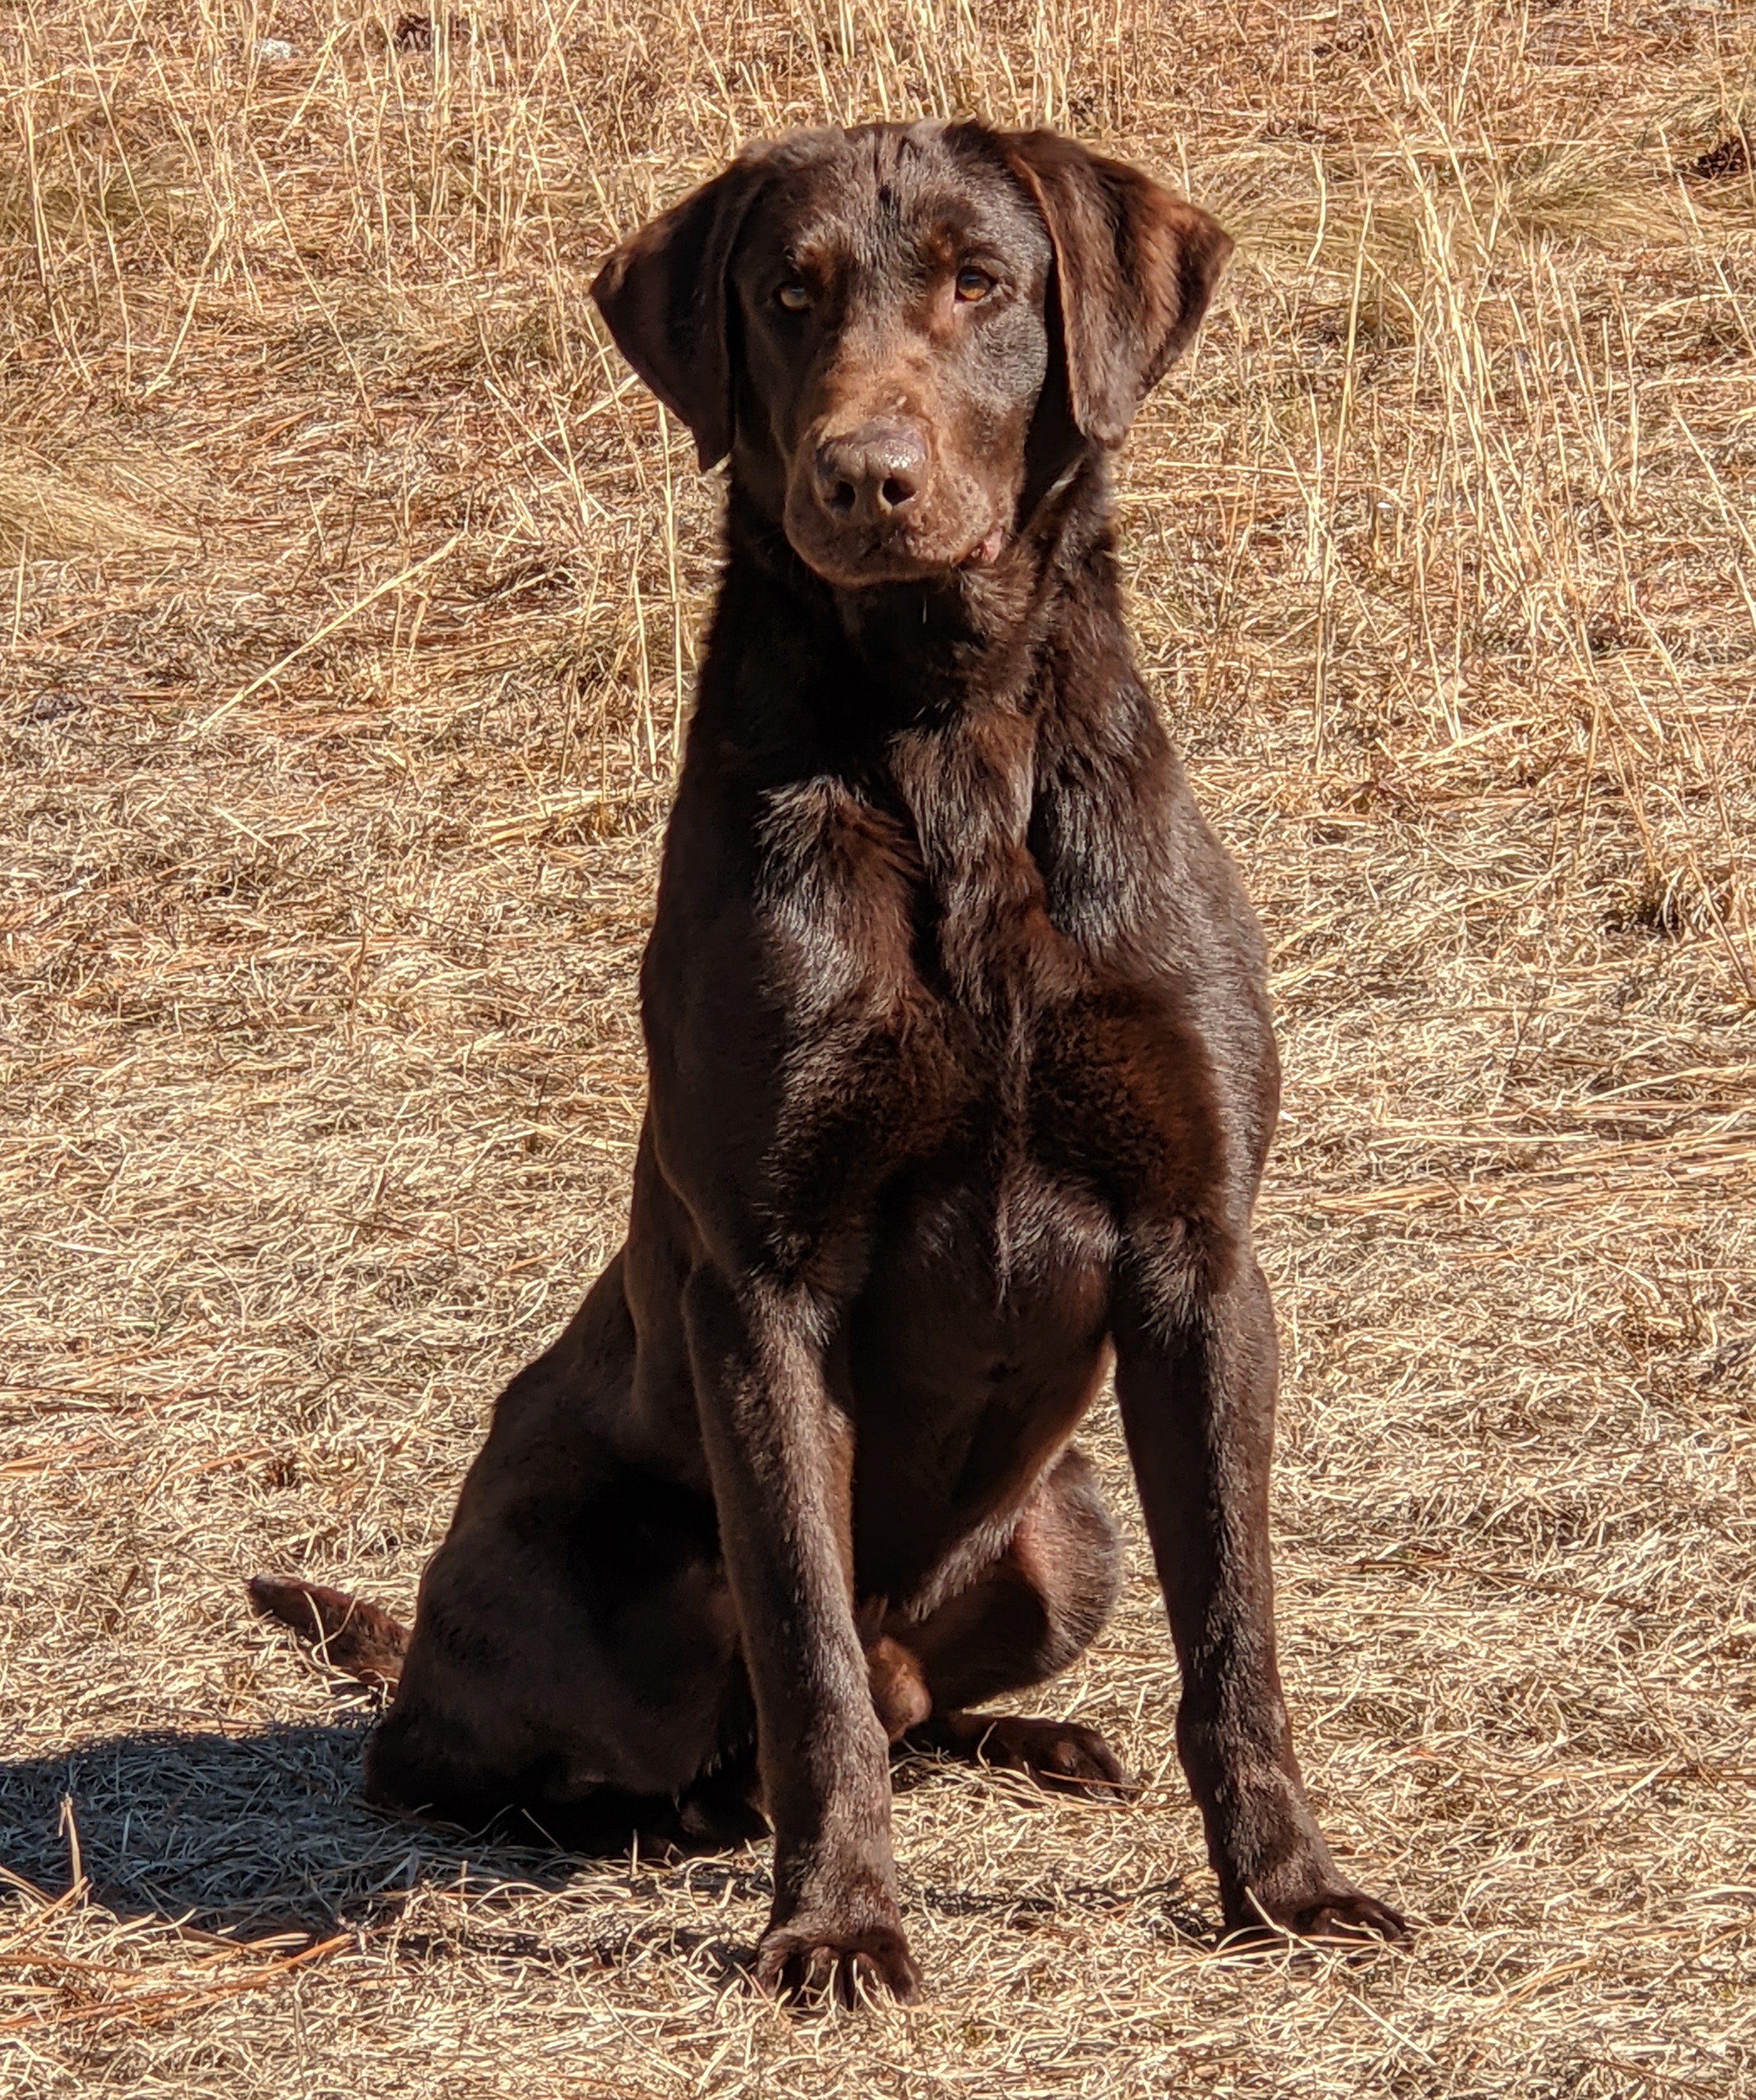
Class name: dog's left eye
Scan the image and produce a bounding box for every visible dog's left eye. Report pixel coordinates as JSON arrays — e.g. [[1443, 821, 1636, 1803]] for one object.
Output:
[[954, 267, 995, 302], [776, 282, 810, 311]]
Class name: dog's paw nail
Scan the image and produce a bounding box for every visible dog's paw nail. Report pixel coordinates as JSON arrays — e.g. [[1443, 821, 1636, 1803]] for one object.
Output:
[[753, 1923, 921, 2007]]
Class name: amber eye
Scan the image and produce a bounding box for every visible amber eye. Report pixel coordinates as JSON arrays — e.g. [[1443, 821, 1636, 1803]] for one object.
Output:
[[776, 281, 810, 311], [955, 267, 995, 302]]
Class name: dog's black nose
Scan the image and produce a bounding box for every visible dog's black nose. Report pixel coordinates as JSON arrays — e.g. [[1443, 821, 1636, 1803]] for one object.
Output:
[[813, 423, 928, 523]]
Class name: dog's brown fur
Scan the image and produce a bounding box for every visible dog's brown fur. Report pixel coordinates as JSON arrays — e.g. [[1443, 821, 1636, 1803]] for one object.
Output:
[[253, 119, 1404, 2002]]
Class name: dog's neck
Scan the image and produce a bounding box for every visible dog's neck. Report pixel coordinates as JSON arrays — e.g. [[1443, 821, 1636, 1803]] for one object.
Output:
[[716, 451, 1119, 743]]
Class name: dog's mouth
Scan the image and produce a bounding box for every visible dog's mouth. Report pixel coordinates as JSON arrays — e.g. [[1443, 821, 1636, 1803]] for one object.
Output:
[[782, 502, 1012, 589]]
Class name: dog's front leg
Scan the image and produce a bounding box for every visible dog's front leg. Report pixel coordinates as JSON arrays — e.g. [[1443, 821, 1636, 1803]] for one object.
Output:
[[683, 1265, 921, 2004], [1114, 1227, 1406, 1946]]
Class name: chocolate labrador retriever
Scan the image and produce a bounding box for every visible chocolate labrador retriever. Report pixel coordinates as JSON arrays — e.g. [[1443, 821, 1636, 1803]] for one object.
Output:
[[253, 118, 1404, 2001]]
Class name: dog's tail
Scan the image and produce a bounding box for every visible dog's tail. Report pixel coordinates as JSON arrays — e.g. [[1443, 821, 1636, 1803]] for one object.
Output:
[[248, 1574, 410, 1691]]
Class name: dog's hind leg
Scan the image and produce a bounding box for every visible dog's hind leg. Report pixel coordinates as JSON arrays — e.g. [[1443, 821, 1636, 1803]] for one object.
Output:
[[891, 1443, 1131, 1795], [356, 1256, 756, 1845], [360, 1422, 754, 1839], [253, 1239, 760, 1856]]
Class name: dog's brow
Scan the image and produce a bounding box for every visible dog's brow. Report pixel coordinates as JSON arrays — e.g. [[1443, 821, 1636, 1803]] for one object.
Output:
[[783, 236, 852, 284]]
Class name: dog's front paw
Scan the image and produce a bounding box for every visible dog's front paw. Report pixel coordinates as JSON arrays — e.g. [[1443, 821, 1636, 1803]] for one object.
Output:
[[1225, 1877, 1408, 1949], [753, 1917, 922, 2006]]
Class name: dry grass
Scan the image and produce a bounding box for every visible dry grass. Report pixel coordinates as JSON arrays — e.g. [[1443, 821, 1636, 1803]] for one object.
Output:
[[3, 0, 1755, 2093]]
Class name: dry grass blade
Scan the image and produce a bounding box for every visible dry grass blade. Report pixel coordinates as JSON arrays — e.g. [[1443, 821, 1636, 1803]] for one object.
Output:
[[2, 0, 1754, 2096], [0, 1931, 352, 2034]]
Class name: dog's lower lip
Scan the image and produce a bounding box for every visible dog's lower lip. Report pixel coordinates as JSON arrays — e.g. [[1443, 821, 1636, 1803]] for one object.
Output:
[[792, 527, 955, 584], [962, 528, 1006, 567]]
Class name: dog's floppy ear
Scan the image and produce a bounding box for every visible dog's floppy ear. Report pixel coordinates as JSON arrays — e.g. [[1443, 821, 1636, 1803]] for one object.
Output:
[[591, 155, 772, 471], [1002, 131, 1232, 447]]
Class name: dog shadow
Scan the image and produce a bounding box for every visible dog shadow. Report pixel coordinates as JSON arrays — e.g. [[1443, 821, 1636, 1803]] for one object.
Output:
[[0, 1713, 767, 1974]]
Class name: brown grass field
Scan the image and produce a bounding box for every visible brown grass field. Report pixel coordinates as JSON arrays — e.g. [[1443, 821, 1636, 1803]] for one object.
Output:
[[4, 0, 1755, 2092]]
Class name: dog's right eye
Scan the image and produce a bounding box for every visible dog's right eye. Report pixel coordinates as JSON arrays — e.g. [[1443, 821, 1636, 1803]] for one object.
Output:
[[776, 283, 810, 311]]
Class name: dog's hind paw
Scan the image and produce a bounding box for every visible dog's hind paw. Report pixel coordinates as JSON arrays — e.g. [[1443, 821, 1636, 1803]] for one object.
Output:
[[924, 1711, 1133, 1798]]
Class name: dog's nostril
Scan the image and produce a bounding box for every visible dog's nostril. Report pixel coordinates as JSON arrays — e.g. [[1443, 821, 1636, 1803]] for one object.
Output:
[[814, 425, 927, 525]]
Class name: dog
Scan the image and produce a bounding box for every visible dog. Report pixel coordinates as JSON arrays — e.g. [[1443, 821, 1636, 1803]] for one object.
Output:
[[253, 118, 1405, 2003]]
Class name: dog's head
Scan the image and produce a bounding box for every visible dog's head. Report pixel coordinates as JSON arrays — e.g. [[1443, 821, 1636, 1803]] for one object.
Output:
[[592, 121, 1231, 590]]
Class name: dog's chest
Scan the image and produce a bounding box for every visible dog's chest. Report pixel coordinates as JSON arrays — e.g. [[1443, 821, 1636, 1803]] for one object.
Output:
[[760, 716, 1082, 1031], [756, 738, 1205, 1211]]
